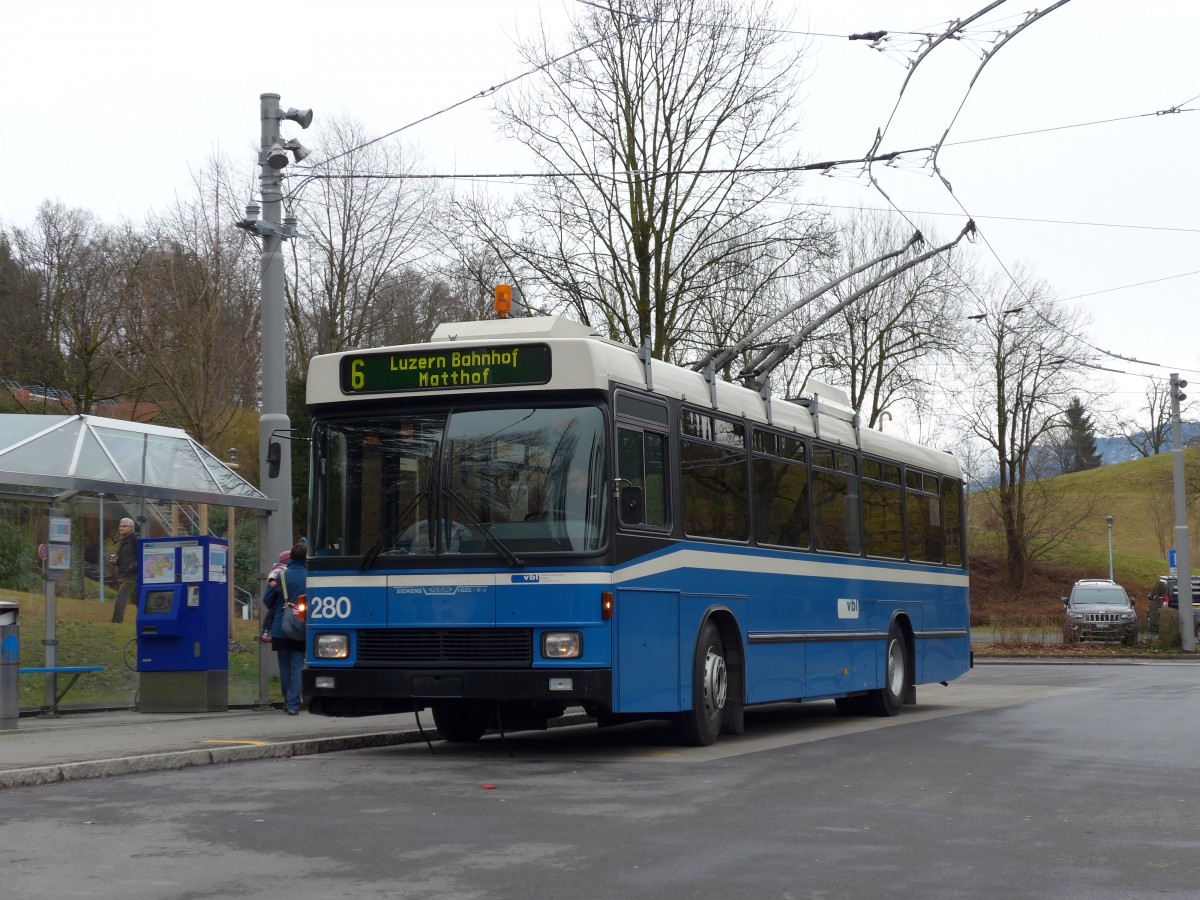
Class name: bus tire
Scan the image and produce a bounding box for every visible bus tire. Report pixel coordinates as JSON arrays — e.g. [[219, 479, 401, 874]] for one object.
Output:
[[674, 620, 727, 747], [432, 700, 490, 743], [865, 622, 908, 717]]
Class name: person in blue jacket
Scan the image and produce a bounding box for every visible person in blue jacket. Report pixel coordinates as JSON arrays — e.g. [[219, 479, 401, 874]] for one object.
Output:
[[266, 542, 307, 714]]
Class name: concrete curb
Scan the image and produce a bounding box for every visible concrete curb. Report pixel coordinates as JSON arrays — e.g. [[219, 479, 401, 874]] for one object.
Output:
[[0, 729, 428, 790], [0, 713, 596, 791]]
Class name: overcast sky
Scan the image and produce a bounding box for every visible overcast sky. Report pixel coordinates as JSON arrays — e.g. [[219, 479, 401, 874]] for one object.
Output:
[[3, 0, 1197, 425]]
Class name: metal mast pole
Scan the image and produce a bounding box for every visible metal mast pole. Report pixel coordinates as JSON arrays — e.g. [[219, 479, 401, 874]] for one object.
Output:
[[257, 93, 294, 564], [1170, 373, 1194, 652]]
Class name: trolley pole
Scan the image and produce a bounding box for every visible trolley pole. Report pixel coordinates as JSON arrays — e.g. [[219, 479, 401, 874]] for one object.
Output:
[[1170, 373, 1194, 652]]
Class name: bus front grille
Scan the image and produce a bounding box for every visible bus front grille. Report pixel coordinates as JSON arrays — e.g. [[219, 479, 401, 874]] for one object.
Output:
[[356, 629, 533, 667]]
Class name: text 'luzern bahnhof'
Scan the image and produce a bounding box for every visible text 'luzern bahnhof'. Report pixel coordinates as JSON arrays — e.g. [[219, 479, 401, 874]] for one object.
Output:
[[340, 343, 552, 393]]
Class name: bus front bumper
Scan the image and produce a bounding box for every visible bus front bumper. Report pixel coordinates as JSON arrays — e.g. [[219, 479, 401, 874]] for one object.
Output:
[[303, 667, 612, 717]]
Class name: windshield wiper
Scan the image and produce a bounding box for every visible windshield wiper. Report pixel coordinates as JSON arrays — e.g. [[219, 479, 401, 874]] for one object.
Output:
[[358, 489, 429, 570], [443, 488, 525, 569]]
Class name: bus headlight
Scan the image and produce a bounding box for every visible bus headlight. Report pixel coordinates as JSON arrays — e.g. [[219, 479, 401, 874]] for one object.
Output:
[[314, 633, 349, 659], [541, 632, 582, 659]]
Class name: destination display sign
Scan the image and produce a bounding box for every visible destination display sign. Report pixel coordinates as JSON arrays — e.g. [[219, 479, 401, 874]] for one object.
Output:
[[340, 343, 552, 394]]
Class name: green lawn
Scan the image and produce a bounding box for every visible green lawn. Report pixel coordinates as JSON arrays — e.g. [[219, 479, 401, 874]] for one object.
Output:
[[8, 589, 281, 711]]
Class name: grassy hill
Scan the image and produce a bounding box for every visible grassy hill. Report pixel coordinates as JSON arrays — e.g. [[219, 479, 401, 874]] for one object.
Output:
[[969, 445, 1199, 631]]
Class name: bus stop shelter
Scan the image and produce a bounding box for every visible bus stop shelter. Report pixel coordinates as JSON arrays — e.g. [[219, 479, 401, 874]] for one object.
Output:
[[0, 414, 278, 711]]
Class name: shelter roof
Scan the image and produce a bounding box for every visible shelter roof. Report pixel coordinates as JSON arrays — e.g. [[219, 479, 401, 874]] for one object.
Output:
[[0, 414, 276, 510]]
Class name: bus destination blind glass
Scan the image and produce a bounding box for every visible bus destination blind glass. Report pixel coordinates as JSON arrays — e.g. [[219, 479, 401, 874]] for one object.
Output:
[[341, 343, 553, 394]]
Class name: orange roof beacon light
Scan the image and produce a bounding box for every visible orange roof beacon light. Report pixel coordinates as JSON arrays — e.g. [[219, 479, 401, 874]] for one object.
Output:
[[494, 284, 512, 318]]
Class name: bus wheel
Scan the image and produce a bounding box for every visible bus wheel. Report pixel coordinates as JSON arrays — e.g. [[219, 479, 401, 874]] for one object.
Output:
[[865, 623, 908, 717], [432, 700, 490, 742], [674, 620, 727, 747]]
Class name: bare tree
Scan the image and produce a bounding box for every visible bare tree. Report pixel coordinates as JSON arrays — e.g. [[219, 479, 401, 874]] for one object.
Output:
[[958, 268, 1096, 586], [8, 201, 130, 412], [461, 0, 834, 362], [285, 115, 440, 369], [0, 231, 58, 387], [121, 155, 260, 447], [803, 212, 967, 427], [1119, 378, 1182, 457]]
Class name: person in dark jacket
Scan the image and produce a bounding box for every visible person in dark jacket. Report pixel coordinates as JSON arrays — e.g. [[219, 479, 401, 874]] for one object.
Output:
[[110, 517, 139, 624], [266, 542, 307, 714], [258, 549, 293, 642]]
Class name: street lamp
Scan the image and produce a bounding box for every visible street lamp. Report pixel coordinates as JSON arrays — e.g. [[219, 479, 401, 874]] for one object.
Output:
[[1106, 515, 1114, 581]]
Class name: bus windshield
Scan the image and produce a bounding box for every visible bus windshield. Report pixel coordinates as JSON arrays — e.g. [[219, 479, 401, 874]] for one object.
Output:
[[311, 405, 608, 561]]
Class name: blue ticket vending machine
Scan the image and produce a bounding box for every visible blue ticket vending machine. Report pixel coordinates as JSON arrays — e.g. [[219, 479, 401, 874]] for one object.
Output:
[[136, 536, 229, 713]]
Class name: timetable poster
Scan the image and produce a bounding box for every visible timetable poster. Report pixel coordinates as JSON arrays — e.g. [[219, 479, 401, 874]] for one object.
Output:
[[208, 545, 228, 583]]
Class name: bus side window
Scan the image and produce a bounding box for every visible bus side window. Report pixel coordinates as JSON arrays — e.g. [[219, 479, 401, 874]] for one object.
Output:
[[618, 427, 668, 528]]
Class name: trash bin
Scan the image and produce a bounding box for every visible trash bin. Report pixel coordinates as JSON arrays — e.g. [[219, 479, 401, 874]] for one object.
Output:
[[0, 601, 17, 731]]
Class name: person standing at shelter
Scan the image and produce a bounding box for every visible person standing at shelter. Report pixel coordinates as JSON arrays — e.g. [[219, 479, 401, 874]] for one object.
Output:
[[110, 517, 139, 624], [267, 542, 307, 714], [258, 549, 292, 642]]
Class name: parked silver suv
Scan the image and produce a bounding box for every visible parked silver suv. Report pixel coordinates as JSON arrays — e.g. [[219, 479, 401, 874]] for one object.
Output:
[[1062, 579, 1137, 646]]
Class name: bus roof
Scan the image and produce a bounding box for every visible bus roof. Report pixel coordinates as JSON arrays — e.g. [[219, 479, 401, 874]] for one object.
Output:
[[306, 316, 961, 479]]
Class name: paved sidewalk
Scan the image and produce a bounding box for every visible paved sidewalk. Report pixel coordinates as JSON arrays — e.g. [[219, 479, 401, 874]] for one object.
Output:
[[0, 707, 432, 790]]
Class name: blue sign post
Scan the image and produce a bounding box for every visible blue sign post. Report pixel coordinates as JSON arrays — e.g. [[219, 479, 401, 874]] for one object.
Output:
[[1169, 548, 1177, 576]]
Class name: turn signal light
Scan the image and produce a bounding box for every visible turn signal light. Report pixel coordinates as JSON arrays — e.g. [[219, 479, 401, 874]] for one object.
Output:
[[296, 594, 307, 622], [601, 591, 613, 621]]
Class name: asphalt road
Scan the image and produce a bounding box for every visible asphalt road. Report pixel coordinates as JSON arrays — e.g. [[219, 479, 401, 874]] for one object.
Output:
[[2, 662, 1197, 900]]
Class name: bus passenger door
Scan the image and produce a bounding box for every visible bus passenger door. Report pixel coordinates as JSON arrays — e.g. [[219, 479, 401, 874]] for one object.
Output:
[[613, 587, 680, 713]]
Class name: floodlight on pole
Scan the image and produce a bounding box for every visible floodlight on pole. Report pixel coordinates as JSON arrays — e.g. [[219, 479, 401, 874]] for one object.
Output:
[[266, 141, 290, 170]]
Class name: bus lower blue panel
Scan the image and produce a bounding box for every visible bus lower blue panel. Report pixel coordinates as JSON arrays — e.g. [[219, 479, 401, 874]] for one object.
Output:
[[918, 635, 971, 684], [805, 639, 877, 697], [614, 588, 680, 713], [745, 643, 806, 703]]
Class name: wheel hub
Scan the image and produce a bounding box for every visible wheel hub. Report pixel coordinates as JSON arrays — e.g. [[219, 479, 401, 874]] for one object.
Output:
[[703, 647, 728, 716], [886, 638, 905, 698]]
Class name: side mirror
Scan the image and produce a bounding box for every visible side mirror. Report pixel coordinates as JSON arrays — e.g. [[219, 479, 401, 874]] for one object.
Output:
[[266, 441, 282, 479], [1061, 596, 1069, 607], [619, 485, 645, 526]]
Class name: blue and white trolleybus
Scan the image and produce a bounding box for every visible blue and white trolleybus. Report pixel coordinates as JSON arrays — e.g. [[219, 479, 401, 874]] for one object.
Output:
[[300, 315, 970, 745]]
